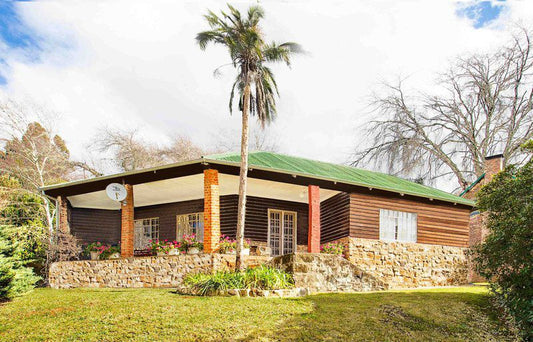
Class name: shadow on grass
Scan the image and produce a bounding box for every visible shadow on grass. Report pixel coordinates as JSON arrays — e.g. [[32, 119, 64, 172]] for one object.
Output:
[[241, 288, 514, 342]]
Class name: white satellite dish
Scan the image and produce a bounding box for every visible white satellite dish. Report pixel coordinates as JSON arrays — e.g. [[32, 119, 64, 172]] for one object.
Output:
[[106, 183, 128, 202]]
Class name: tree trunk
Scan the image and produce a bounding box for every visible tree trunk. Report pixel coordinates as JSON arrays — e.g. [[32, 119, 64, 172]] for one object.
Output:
[[235, 82, 251, 271]]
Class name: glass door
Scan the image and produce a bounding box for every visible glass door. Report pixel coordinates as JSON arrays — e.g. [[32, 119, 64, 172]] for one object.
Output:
[[268, 210, 296, 256]]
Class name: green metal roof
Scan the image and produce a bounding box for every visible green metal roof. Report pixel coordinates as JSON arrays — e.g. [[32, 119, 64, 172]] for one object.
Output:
[[206, 151, 474, 206], [459, 173, 485, 197]]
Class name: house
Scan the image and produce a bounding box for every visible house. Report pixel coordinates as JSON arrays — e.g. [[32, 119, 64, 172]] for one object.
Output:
[[42, 151, 475, 290]]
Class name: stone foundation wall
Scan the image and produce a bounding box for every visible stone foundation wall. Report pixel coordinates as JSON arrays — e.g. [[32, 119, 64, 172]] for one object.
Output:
[[269, 253, 386, 293], [337, 237, 468, 289], [49, 254, 269, 289]]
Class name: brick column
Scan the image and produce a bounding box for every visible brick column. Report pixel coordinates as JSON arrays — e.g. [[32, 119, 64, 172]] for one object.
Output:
[[56, 195, 70, 234], [203, 169, 220, 253], [484, 154, 503, 183], [308, 185, 321, 253], [120, 184, 134, 257]]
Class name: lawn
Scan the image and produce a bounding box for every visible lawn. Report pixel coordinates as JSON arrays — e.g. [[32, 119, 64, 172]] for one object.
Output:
[[0, 286, 515, 341]]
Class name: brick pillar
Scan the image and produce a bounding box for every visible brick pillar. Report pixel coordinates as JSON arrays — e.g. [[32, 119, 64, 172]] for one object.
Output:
[[57, 196, 70, 233], [203, 169, 220, 253], [484, 154, 503, 183], [308, 185, 321, 253], [120, 184, 134, 257]]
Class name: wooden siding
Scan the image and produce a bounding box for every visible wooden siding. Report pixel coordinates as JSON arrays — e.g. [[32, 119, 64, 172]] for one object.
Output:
[[220, 195, 309, 245], [70, 195, 309, 245], [320, 192, 350, 243], [134, 199, 204, 241], [70, 208, 121, 244], [349, 192, 470, 247]]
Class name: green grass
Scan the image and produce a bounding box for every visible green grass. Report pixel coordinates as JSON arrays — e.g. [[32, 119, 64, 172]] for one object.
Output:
[[0, 286, 515, 341]]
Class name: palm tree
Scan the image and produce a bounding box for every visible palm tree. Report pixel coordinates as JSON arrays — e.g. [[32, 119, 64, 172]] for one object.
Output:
[[197, 4, 300, 270]]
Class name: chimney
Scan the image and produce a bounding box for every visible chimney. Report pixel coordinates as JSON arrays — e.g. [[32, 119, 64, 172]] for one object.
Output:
[[484, 154, 504, 184]]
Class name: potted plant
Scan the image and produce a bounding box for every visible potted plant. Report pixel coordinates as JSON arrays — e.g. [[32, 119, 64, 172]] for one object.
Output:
[[107, 245, 121, 259], [98, 243, 121, 259], [168, 241, 181, 255], [86, 242, 105, 260], [218, 235, 251, 255], [149, 240, 181, 256], [181, 234, 203, 254], [149, 239, 166, 256]]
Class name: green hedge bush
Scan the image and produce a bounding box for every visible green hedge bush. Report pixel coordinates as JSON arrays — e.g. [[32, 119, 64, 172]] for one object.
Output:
[[184, 266, 294, 296], [0, 225, 40, 301], [473, 142, 533, 340]]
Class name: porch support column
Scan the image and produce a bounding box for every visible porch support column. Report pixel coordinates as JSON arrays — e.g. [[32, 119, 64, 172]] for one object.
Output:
[[56, 195, 70, 234], [307, 185, 321, 253], [203, 169, 220, 253], [120, 184, 134, 258]]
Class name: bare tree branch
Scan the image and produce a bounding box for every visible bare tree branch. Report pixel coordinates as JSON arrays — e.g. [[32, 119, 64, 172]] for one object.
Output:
[[353, 28, 533, 191]]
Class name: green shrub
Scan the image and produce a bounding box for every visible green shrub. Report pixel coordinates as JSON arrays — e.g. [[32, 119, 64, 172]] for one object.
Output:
[[0, 225, 40, 301], [184, 271, 244, 296], [243, 266, 294, 290], [473, 142, 533, 340], [320, 241, 344, 255], [183, 266, 293, 296]]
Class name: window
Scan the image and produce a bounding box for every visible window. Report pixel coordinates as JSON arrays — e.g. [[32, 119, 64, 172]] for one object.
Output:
[[176, 212, 204, 242], [134, 217, 159, 250], [379, 209, 417, 243]]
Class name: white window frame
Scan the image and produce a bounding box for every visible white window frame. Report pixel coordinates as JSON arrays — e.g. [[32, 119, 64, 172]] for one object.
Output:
[[379, 209, 417, 243], [134, 217, 160, 250], [176, 212, 204, 242], [267, 209, 297, 256]]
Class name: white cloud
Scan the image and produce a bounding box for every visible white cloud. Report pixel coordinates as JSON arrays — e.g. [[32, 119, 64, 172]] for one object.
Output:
[[1, 0, 532, 187]]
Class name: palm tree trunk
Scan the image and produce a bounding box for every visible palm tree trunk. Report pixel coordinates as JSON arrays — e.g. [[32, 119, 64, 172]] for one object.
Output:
[[235, 81, 251, 271]]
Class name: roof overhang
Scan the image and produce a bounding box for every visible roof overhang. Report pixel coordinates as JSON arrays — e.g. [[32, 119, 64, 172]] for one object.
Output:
[[40, 156, 475, 207], [67, 173, 340, 210]]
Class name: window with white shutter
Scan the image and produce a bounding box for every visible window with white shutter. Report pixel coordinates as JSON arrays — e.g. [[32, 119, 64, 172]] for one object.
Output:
[[379, 209, 417, 243]]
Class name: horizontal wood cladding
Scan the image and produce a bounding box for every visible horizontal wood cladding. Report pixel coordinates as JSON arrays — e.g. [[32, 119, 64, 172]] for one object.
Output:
[[349, 192, 470, 247], [320, 192, 350, 243], [134, 199, 204, 241], [70, 208, 121, 245], [70, 195, 309, 245], [220, 195, 309, 245]]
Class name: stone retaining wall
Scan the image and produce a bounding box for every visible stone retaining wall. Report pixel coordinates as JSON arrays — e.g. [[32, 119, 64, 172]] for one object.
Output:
[[49, 254, 269, 289], [269, 253, 387, 293], [337, 237, 468, 289]]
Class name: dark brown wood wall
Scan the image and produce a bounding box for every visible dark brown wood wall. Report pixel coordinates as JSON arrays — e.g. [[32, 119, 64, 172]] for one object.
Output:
[[69, 195, 309, 245], [134, 199, 204, 241], [349, 192, 470, 247], [70, 208, 121, 245], [320, 192, 350, 243], [220, 195, 309, 245]]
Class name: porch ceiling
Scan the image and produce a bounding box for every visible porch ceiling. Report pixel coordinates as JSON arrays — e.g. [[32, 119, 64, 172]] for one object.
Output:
[[67, 173, 340, 210]]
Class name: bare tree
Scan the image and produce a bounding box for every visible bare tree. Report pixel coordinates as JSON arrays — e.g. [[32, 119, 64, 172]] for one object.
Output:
[[92, 128, 161, 172], [92, 127, 205, 171], [160, 135, 205, 163], [353, 28, 533, 190]]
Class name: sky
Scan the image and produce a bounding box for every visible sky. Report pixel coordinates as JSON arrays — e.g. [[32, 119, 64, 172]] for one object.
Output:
[[0, 0, 531, 184]]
